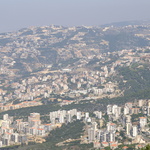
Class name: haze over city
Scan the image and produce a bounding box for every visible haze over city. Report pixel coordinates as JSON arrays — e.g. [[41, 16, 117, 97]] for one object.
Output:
[[1, 0, 150, 149], [0, 0, 150, 33]]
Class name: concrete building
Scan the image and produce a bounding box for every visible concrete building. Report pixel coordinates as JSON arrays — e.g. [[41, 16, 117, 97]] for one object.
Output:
[[107, 105, 112, 115], [132, 125, 138, 137], [139, 117, 147, 128], [126, 123, 132, 136], [88, 128, 96, 142], [124, 106, 130, 115]]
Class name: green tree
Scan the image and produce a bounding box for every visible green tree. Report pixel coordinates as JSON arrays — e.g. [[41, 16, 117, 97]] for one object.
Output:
[[141, 144, 150, 150]]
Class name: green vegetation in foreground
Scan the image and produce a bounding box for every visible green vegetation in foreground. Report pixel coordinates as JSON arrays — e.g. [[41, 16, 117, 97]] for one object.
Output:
[[141, 144, 150, 150]]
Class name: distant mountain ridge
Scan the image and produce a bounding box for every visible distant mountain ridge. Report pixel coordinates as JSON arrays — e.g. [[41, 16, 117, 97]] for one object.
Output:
[[101, 20, 150, 27]]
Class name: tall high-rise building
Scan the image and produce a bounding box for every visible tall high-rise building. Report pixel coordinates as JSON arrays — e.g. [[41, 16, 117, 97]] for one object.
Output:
[[139, 100, 145, 107], [112, 105, 118, 115], [93, 111, 102, 119], [107, 105, 112, 115], [147, 106, 150, 116], [77, 112, 81, 120], [28, 113, 40, 122], [107, 122, 116, 132], [148, 100, 150, 107], [3, 114, 9, 120], [126, 123, 132, 136], [132, 125, 138, 137], [92, 122, 97, 130], [124, 106, 130, 115], [139, 117, 147, 128], [88, 128, 96, 142], [28, 113, 41, 127], [66, 112, 72, 123], [125, 102, 133, 108], [126, 115, 131, 123], [70, 109, 77, 117], [85, 112, 89, 119], [59, 114, 65, 124], [99, 119, 104, 128], [110, 132, 115, 142]]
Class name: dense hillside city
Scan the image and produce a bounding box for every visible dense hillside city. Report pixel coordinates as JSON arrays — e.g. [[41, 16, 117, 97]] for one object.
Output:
[[1, 99, 150, 150], [0, 22, 150, 149]]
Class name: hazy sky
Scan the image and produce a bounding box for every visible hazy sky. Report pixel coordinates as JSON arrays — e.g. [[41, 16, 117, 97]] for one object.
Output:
[[0, 0, 150, 33]]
